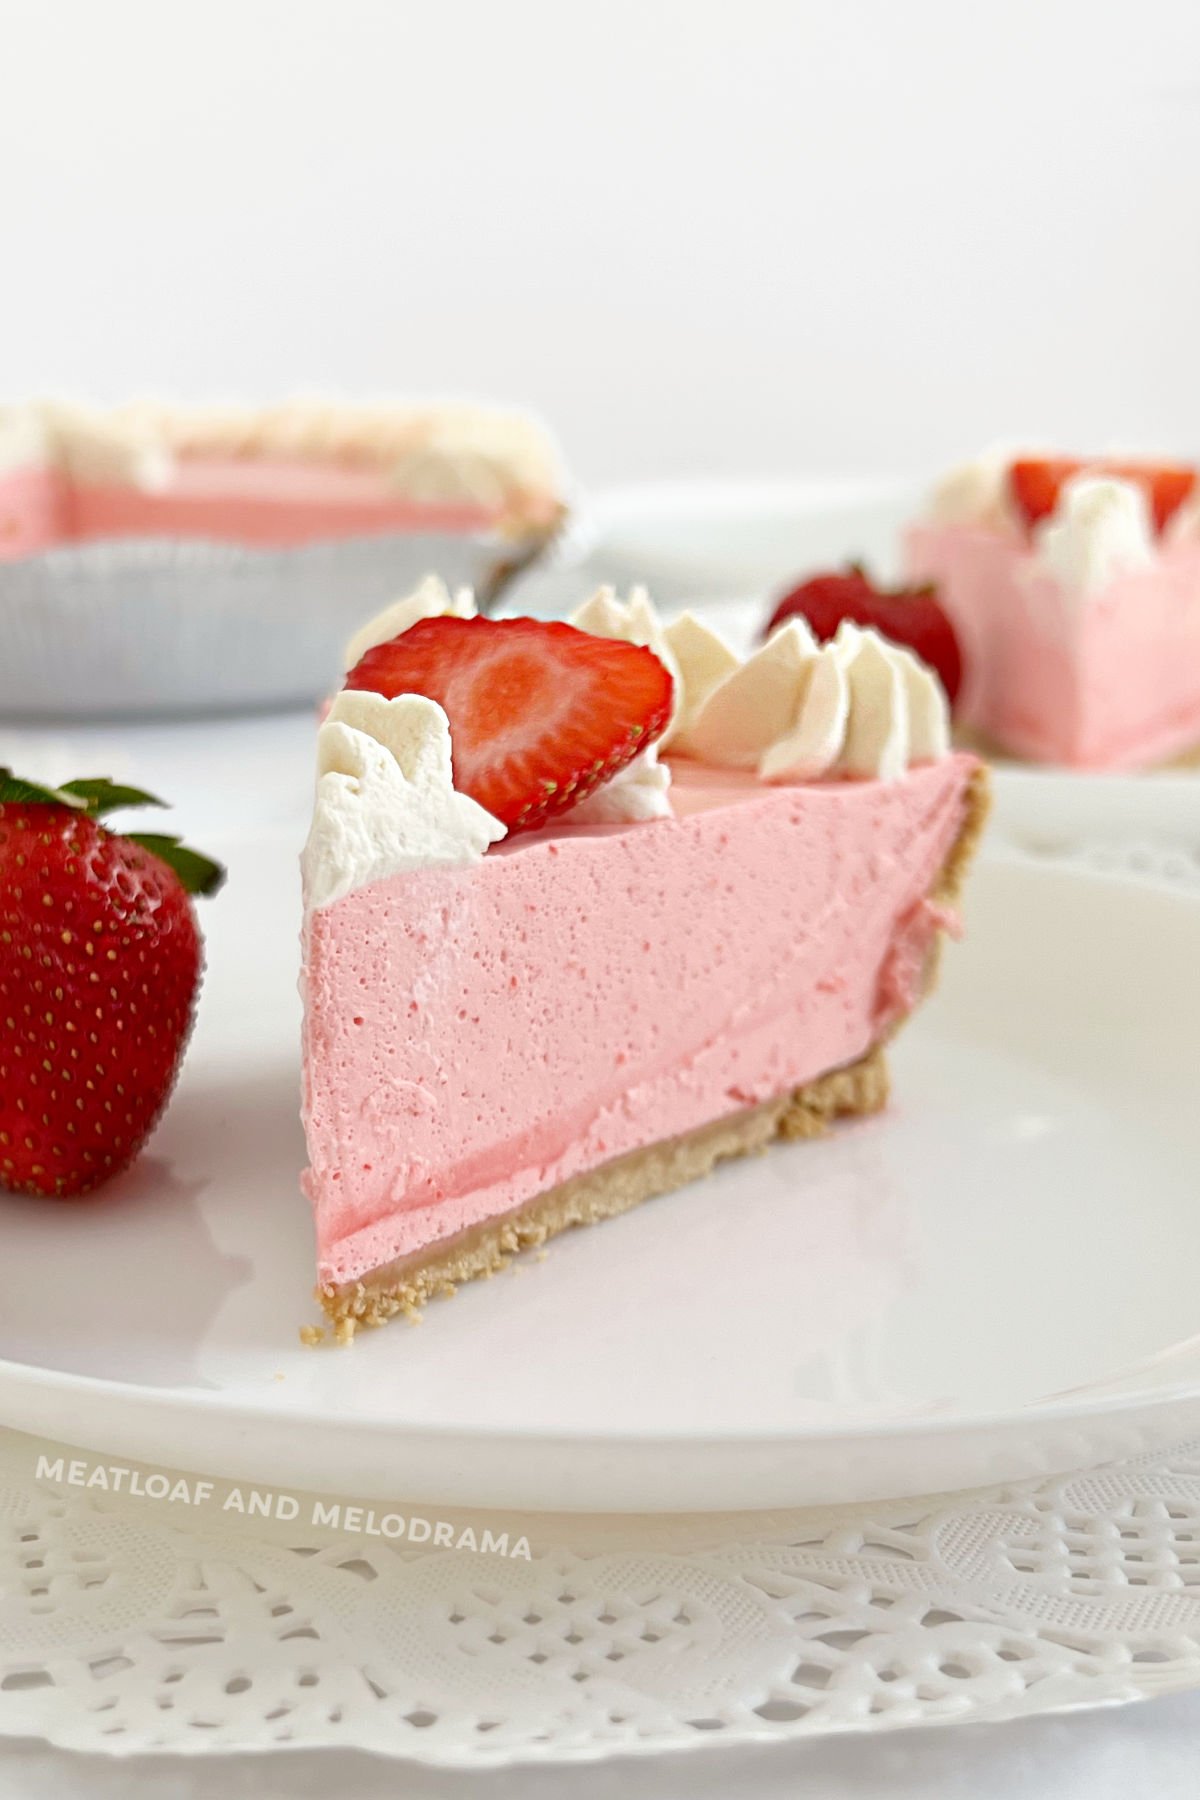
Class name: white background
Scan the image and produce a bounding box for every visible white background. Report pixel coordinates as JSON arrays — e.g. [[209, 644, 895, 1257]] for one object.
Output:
[[2, 2, 1200, 1792], [2, 0, 1198, 488]]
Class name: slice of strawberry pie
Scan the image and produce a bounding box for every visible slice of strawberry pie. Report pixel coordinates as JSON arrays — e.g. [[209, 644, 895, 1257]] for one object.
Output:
[[300, 587, 988, 1341], [905, 449, 1200, 767], [0, 398, 565, 563]]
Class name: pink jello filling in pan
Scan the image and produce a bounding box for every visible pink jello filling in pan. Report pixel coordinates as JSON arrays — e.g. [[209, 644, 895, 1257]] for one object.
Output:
[[0, 457, 537, 559], [906, 522, 1200, 769], [0, 465, 70, 557], [302, 753, 977, 1290]]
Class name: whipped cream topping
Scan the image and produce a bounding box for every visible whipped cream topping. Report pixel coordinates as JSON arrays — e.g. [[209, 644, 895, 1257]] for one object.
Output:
[[677, 617, 949, 783], [834, 627, 911, 781], [1033, 474, 1155, 599], [0, 398, 565, 515], [0, 401, 171, 489], [895, 638, 952, 764], [926, 445, 1026, 532], [304, 692, 506, 911], [343, 575, 476, 671], [312, 582, 949, 905], [569, 744, 672, 824], [757, 643, 849, 782], [0, 404, 51, 476], [663, 611, 742, 740], [680, 620, 819, 769]]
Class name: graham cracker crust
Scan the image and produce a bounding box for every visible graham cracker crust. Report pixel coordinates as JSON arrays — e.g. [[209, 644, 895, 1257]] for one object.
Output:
[[313, 1045, 890, 1343], [310, 763, 991, 1345]]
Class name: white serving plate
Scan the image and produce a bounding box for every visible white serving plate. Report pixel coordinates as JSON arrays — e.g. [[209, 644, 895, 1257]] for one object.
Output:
[[1, 817, 1199, 1513]]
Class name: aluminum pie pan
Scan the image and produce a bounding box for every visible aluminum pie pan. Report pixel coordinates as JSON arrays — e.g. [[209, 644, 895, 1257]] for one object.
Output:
[[0, 526, 560, 721]]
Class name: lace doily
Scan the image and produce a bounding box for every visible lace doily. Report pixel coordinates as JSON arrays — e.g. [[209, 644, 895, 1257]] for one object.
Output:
[[987, 770, 1200, 898], [2, 801, 1198, 1765], [2, 1426, 1200, 1765], [1004, 837, 1200, 896]]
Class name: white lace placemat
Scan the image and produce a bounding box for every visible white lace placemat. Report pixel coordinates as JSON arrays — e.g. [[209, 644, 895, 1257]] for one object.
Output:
[[3, 795, 1198, 1766], [2, 1427, 1200, 1765]]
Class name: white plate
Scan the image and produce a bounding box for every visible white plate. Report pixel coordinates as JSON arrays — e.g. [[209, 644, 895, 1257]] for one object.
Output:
[[2, 821, 1200, 1513]]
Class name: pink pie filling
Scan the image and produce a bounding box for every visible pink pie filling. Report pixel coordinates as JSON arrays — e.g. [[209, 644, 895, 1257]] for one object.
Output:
[[0, 458, 549, 559], [302, 753, 978, 1290], [907, 522, 1200, 768]]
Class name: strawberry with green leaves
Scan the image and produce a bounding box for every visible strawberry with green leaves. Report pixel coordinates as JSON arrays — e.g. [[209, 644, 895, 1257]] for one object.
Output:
[[0, 772, 223, 1200]]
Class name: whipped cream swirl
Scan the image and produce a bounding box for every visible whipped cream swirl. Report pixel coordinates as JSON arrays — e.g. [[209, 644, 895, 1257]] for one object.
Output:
[[571, 594, 948, 781], [304, 691, 506, 911], [675, 617, 949, 782], [311, 579, 952, 905], [926, 444, 1025, 532], [1033, 474, 1155, 599]]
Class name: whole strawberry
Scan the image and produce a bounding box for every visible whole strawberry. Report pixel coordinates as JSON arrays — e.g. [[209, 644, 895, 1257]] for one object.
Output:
[[765, 564, 964, 707], [0, 773, 223, 1200]]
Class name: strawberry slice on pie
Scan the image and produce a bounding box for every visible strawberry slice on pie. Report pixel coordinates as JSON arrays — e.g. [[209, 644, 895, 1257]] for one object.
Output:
[[1009, 457, 1196, 534], [346, 617, 674, 834]]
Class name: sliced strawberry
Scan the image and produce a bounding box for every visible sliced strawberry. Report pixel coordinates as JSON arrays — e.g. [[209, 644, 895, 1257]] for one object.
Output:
[[345, 616, 674, 834], [1008, 458, 1083, 528], [765, 565, 964, 707], [1009, 457, 1196, 533], [1103, 461, 1196, 533]]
